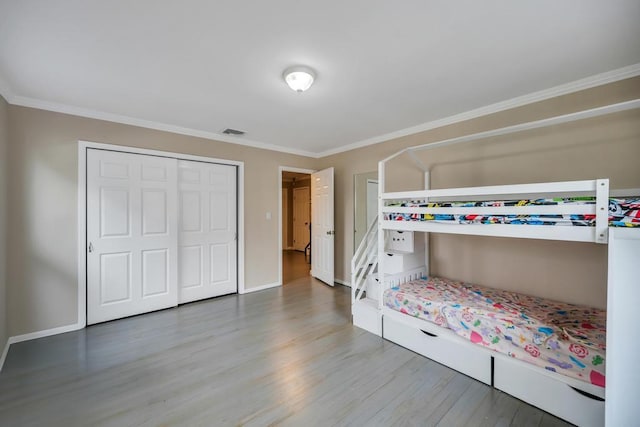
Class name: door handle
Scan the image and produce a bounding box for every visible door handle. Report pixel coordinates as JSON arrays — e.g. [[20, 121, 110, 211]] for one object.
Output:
[[326, 230, 335, 235], [88, 242, 94, 253]]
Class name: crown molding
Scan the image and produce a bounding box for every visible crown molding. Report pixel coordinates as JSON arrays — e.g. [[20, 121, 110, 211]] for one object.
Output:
[[0, 72, 14, 104], [317, 63, 640, 158], [8, 95, 319, 158], [2, 63, 639, 159]]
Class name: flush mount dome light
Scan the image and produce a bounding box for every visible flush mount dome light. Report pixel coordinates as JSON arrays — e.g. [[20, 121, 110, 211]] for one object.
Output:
[[283, 66, 316, 92]]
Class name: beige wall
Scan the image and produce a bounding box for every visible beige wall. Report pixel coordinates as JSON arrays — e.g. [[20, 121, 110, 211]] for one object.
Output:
[[4, 76, 640, 338], [318, 76, 640, 309], [6, 106, 315, 336], [0, 95, 8, 352]]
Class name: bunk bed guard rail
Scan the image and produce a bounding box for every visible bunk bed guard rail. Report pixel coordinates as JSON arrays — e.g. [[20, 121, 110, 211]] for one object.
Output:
[[380, 178, 611, 244]]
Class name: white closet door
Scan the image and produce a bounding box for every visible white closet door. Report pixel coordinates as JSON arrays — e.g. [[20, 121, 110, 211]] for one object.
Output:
[[178, 160, 237, 304], [87, 149, 178, 325]]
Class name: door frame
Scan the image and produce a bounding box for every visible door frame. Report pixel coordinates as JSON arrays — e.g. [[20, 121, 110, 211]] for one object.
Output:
[[78, 140, 245, 328], [278, 166, 315, 287]]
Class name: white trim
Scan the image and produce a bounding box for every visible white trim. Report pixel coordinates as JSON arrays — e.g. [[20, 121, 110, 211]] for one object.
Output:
[[0, 71, 13, 104], [317, 63, 640, 157], [77, 140, 246, 325], [2, 64, 639, 158], [237, 162, 245, 294], [8, 323, 82, 345], [0, 339, 10, 372], [79, 141, 246, 166], [10, 96, 317, 158], [334, 278, 351, 287], [77, 144, 87, 329], [279, 166, 316, 288], [241, 282, 280, 294], [0, 322, 84, 371]]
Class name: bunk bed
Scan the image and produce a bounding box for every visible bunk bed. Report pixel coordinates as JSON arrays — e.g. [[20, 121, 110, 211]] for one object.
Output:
[[351, 99, 640, 427]]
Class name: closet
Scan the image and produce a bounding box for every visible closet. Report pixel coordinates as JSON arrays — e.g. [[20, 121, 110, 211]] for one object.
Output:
[[85, 147, 238, 325]]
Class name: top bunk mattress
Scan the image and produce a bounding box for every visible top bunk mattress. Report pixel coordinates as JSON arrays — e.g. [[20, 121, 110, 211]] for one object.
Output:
[[384, 197, 640, 227], [383, 276, 606, 387]]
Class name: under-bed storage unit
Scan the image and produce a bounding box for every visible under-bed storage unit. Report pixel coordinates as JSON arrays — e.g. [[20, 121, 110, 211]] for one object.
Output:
[[493, 355, 604, 427], [350, 99, 640, 427], [383, 301, 492, 386]]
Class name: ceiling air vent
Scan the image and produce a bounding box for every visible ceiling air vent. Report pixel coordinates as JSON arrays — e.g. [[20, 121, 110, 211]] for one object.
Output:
[[222, 128, 245, 136]]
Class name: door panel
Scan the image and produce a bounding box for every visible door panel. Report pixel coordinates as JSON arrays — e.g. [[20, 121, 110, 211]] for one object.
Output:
[[87, 149, 178, 324], [293, 187, 310, 251], [141, 190, 168, 235], [101, 188, 130, 237], [311, 168, 334, 286], [100, 252, 131, 304], [178, 160, 237, 303], [142, 249, 169, 297], [210, 244, 230, 283], [210, 191, 229, 230], [180, 191, 202, 232], [180, 245, 202, 288]]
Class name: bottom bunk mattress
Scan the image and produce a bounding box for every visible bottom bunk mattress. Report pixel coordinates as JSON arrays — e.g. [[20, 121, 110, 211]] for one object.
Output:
[[383, 276, 606, 388]]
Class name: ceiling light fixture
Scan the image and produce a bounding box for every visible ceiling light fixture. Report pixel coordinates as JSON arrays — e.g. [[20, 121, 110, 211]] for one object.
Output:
[[283, 66, 316, 92]]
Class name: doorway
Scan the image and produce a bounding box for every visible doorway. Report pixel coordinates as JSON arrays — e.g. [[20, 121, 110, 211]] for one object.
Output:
[[281, 169, 312, 284]]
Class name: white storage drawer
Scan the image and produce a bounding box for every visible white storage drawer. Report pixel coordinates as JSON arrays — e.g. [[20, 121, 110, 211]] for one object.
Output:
[[366, 275, 381, 300], [382, 250, 425, 274], [383, 313, 491, 385], [494, 356, 604, 427], [386, 230, 423, 252]]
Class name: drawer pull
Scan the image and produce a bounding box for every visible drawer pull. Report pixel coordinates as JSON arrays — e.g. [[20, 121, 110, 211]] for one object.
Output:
[[421, 330, 437, 338], [569, 386, 604, 402], [387, 253, 394, 257]]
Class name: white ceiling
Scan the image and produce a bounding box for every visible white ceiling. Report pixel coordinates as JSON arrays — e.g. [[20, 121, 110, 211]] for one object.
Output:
[[0, 1, 639, 157]]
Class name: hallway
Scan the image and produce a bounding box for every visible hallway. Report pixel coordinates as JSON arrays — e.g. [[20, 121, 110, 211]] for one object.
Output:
[[282, 250, 310, 284]]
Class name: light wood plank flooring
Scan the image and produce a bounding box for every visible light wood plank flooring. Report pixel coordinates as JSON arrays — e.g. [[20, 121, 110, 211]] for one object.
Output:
[[282, 250, 311, 285], [0, 278, 571, 426]]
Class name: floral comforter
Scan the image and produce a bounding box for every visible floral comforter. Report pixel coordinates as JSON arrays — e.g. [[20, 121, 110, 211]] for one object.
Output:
[[383, 276, 606, 387], [384, 197, 640, 227]]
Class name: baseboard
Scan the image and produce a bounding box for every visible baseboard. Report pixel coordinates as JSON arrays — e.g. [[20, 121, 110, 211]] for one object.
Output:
[[241, 281, 281, 294], [0, 322, 83, 372], [0, 339, 10, 372], [335, 278, 351, 287]]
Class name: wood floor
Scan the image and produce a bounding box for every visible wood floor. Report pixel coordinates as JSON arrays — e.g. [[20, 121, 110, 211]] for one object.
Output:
[[0, 268, 571, 426], [282, 250, 311, 284]]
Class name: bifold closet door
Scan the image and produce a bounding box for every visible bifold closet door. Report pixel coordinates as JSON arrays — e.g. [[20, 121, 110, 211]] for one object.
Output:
[[87, 149, 178, 325], [178, 160, 237, 304]]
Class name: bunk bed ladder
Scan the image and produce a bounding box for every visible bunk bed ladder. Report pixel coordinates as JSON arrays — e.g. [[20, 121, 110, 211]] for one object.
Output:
[[351, 215, 379, 304]]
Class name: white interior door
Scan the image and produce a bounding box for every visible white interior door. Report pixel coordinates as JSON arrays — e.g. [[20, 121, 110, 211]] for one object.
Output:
[[293, 186, 310, 251], [311, 167, 334, 286], [178, 160, 237, 304], [87, 149, 178, 325]]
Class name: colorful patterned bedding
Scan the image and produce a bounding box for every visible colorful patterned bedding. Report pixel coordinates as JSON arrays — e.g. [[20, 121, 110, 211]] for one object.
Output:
[[383, 276, 606, 387], [384, 197, 640, 227]]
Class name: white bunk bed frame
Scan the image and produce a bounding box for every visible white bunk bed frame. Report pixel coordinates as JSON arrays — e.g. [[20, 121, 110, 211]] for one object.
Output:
[[354, 99, 640, 427]]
